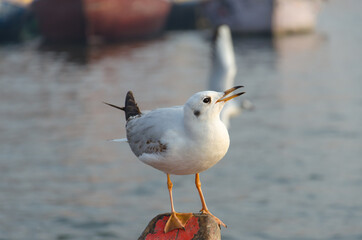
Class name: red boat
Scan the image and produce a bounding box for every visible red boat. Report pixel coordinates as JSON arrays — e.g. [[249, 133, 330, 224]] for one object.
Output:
[[31, 0, 171, 43], [32, 0, 86, 43], [84, 0, 171, 41]]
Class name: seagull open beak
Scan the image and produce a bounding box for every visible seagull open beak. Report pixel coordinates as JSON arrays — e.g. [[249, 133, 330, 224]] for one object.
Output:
[[216, 86, 245, 103]]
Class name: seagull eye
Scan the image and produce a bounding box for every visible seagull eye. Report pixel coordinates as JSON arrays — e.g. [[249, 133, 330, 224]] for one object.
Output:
[[203, 97, 211, 104]]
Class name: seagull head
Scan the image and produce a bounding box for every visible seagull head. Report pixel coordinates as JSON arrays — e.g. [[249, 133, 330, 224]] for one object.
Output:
[[184, 86, 245, 121]]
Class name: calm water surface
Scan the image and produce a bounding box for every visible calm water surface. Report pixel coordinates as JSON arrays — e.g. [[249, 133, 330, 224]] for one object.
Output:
[[1, 0, 362, 239]]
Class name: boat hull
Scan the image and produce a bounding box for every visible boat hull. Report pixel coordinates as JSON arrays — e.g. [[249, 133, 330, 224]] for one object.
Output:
[[83, 0, 171, 41], [32, 0, 171, 43], [0, 1, 28, 42], [32, 0, 86, 43], [203, 0, 322, 35]]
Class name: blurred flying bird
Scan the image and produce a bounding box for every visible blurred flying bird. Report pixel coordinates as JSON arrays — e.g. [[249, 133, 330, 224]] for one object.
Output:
[[209, 25, 253, 127]]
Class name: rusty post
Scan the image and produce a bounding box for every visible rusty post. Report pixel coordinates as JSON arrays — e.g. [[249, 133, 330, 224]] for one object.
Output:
[[139, 213, 221, 240]]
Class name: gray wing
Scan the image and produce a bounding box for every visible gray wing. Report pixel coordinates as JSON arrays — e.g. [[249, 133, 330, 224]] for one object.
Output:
[[126, 106, 183, 157]]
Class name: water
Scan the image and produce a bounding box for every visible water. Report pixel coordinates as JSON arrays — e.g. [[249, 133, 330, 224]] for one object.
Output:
[[1, 0, 362, 239]]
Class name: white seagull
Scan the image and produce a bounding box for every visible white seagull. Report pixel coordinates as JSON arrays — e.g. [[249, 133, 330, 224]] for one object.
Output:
[[209, 25, 240, 128], [105, 86, 245, 233]]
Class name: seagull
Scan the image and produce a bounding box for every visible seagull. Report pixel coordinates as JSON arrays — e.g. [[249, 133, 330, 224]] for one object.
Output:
[[209, 25, 254, 126], [105, 86, 245, 233], [209, 25, 240, 128]]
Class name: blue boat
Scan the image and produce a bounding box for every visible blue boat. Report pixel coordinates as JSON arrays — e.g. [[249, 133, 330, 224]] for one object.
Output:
[[0, 1, 29, 42]]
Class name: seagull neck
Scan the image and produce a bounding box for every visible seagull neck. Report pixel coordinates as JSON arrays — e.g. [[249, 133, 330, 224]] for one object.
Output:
[[183, 115, 221, 139]]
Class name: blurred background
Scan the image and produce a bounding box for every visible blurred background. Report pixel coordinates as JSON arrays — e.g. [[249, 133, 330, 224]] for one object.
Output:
[[1, 0, 362, 239]]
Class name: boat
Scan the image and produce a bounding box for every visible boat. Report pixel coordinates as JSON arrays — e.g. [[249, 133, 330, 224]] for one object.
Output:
[[84, 0, 171, 41], [31, 0, 86, 43], [272, 0, 323, 35], [31, 0, 171, 43], [202, 0, 322, 35], [0, 0, 30, 42], [165, 0, 199, 30]]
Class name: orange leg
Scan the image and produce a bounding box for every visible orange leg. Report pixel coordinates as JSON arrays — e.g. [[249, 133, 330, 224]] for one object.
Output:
[[167, 173, 176, 213], [164, 174, 193, 233], [195, 173, 227, 228]]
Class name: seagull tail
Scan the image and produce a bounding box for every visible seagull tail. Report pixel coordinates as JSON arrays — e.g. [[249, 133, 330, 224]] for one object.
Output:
[[104, 91, 141, 121], [103, 102, 125, 111]]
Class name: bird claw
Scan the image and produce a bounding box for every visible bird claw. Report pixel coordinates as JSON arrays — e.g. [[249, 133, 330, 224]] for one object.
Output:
[[164, 212, 193, 233], [200, 209, 227, 228]]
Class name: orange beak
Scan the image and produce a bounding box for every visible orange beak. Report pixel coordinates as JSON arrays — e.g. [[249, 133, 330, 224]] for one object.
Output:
[[216, 86, 245, 103]]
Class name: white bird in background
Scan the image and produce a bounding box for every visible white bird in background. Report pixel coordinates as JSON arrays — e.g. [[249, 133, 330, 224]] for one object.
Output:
[[105, 86, 245, 233], [209, 25, 253, 127]]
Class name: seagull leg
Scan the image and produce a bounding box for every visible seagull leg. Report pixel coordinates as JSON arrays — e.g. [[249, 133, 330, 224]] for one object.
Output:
[[164, 174, 193, 233], [195, 173, 227, 228]]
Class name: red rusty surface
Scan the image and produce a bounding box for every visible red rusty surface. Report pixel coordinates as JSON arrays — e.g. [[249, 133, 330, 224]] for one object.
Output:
[[145, 216, 200, 240]]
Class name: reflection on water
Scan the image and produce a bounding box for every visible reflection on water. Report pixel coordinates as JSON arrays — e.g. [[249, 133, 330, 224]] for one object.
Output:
[[1, 1, 362, 239]]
